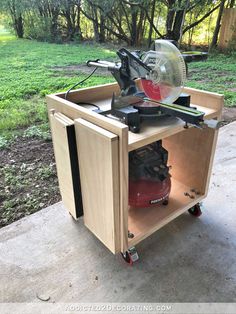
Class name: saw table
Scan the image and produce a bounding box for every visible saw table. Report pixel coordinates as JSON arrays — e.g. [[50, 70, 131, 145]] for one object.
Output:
[[47, 82, 223, 263]]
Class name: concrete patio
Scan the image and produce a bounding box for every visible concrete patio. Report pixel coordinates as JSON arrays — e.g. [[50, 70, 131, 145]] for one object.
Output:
[[0, 122, 236, 304]]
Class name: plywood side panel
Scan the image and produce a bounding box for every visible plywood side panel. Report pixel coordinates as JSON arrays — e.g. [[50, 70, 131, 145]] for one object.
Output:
[[163, 127, 217, 196], [56, 82, 120, 104], [75, 118, 120, 253], [183, 87, 224, 112]]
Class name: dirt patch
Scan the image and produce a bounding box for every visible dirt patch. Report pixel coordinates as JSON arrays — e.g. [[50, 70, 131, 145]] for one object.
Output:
[[222, 107, 236, 124], [188, 69, 230, 77], [0, 137, 60, 228]]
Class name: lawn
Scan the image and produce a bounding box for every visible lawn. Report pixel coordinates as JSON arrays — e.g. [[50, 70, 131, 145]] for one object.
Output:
[[0, 30, 116, 140], [187, 54, 236, 107], [0, 30, 236, 141], [0, 29, 236, 227]]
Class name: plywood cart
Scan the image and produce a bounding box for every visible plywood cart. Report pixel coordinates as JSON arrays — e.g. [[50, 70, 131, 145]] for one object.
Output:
[[47, 83, 223, 264]]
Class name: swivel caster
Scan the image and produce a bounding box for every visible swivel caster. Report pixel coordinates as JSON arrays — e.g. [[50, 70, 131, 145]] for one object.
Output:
[[188, 203, 202, 217], [129, 125, 140, 133], [162, 199, 169, 206], [121, 246, 139, 265]]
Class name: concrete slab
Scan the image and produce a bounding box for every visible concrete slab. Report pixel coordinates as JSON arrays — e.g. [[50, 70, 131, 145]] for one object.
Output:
[[0, 122, 236, 303]]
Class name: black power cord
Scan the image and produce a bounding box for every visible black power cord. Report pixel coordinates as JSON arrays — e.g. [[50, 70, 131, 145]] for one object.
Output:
[[64, 67, 98, 100]]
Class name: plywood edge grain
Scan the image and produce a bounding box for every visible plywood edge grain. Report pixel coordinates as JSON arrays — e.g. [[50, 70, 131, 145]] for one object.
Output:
[[54, 82, 119, 98], [74, 118, 118, 141], [46, 94, 127, 133]]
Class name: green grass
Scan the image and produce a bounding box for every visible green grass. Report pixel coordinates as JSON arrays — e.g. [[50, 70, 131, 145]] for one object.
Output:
[[0, 25, 15, 42], [0, 28, 236, 142], [0, 29, 115, 140], [187, 53, 236, 107]]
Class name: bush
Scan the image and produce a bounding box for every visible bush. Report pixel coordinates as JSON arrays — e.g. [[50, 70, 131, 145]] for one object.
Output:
[[23, 15, 61, 43]]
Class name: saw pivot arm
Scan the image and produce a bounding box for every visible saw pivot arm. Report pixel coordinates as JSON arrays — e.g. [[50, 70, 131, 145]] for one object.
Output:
[[87, 48, 151, 96]]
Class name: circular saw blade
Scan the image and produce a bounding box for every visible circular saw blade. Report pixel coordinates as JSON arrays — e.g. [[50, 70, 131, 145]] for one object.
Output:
[[141, 40, 186, 104]]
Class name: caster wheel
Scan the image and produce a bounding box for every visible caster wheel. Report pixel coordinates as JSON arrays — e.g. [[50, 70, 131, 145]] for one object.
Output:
[[188, 204, 202, 217], [121, 251, 133, 265], [121, 247, 139, 265], [162, 199, 169, 206], [129, 126, 140, 133]]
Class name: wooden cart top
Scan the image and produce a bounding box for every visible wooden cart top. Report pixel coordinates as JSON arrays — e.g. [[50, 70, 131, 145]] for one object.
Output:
[[47, 82, 224, 152]]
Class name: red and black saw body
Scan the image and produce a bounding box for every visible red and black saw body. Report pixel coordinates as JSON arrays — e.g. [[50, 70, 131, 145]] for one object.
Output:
[[129, 141, 171, 208]]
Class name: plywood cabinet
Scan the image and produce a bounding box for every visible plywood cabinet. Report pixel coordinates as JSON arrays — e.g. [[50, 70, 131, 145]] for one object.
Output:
[[47, 83, 223, 255]]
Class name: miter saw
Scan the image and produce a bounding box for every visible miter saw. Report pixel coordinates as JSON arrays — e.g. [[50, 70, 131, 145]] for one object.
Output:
[[87, 39, 206, 133], [85, 40, 217, 208]]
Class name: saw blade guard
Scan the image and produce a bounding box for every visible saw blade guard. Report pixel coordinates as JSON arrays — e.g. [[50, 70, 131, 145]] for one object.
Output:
[[141, 40, 186, 104]]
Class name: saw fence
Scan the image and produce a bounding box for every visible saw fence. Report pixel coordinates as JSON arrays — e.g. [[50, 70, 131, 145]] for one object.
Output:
[[47, 82, 223, 261]]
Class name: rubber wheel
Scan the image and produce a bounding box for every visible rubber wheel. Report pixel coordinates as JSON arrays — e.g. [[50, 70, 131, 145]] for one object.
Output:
[[162, 199, 169, 206], [188, 204, 202, 217], [121, 251, 133, 265]]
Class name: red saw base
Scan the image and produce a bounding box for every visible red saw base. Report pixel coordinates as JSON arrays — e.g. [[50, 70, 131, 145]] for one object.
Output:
[[141, 79, 172, 102], [129, 177, 171, 208]]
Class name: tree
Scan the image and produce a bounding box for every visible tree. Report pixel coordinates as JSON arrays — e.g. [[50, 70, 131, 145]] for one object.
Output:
[[0, 0, 228, 47], [0, 0, 26, 38], [81, 0, 114, 43], [182, 1, 221, 37], [228, 0, 235, 7], [60, 0, 83, 41], [209, 0, 226, 51], [164, 0, 222, 43], [35, 0, 60, 39]]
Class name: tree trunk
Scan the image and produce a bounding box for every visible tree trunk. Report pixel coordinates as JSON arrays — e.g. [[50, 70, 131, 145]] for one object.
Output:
[[209, 0, 226, 51], [51, 12, 59, 39], [76, 1, 83, 40], [14, 14, 24, 38], [8, 0, 24, 38], [93, 20, 100, 42], [65, 13, 75, 40], [171, 0, 190, 43], [130, 8, 138, 46], [166, 0, 175, 39], [171, 9, 185, 41], [137, 9, 145, 45], [148, 0, 156, 47], [99, 13, 105, 43], [92, 7, 100, 42]]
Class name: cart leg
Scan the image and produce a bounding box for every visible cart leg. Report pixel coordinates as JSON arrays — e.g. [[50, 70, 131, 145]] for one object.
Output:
[[188, 203, 202, 217], [121, 247, 139, 265]]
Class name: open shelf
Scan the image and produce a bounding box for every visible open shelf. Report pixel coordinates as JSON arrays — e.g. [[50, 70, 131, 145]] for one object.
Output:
[[128, 178, 204, 247], [84, 96, 219, 152], [128, 104, 218, 151]]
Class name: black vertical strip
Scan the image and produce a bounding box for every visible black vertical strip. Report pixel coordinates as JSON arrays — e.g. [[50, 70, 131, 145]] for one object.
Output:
[[66, 125, 84, 217]]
